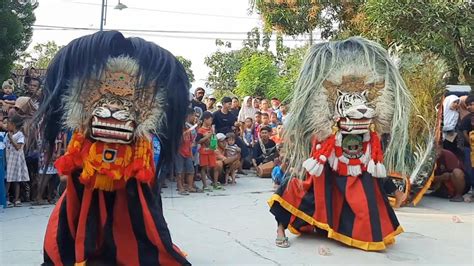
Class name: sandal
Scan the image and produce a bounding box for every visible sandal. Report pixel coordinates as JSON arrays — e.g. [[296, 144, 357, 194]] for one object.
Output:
[[178, 191, 190, 196], [14, 201, 23, 207], [6, 201, 14, 208], [203, 186, 213, 192], [188, 188, 204, 193], [212, 183, 223, 190], [275, 237, 290, 248]]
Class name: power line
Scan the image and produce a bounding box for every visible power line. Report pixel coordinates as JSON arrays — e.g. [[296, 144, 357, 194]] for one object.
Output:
[[32, 25, 321, 42], [33, 24, 251, 35], [72, 1, 260, 20]]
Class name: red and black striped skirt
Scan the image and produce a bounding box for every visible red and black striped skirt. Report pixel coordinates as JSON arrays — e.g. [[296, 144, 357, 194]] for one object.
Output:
[[269, 167, 403, 251], [43, 173, 190, 265]]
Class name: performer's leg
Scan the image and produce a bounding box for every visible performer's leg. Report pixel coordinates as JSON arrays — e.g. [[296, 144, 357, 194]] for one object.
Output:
[[271, 200, 292, 248]]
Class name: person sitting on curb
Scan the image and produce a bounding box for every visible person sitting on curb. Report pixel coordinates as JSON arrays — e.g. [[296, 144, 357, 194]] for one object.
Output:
[[252, 126, 277, 169], [224, 132, 241, 184], [431, 147, 470, 202], [215, 133, 240, 187]]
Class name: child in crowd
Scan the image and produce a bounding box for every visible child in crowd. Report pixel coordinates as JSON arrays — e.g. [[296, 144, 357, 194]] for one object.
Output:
[[225, 132, 241, 184], [243, 117, 255, 148], [192, 112, 201, 181], [271, 158, 287, 191], [269, 112, 279, 129], [34, 131, 66, 205], [240, 117, 255, 169], [197, 112, 216, 191], [5, 115, 30, 207], [0, 116, 6, 208], [1, 79, 17, 115], [175, 109, 199, 195], [261, 112, 271, 128], [278, 104, 288, 124], [254, 111, 262, 141], [271, 124, 284, 146]]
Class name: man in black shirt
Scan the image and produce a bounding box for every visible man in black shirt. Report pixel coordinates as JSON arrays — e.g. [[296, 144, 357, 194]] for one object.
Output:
[[459, 95, 474, 189], [252, 126, 277, 167], [213, 96, 237, 134], [191, 87, 207, 113]]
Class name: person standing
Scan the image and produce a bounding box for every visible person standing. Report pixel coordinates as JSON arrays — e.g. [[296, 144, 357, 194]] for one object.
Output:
[[0, 117, 6, 208], [442, 95, 461, 156], [5, 115, 30, 207], [213, 96, 237, 134], [230, 97, 241, 118], [191, 87, 207, 113], [26, 77, 42, 109], [206, 95, 218, 112], [238, 96, 258, 122]]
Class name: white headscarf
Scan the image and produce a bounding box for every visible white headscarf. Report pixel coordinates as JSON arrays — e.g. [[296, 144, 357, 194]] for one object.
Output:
[[442, 95, 460, 132], [238, 96, 258, 122]]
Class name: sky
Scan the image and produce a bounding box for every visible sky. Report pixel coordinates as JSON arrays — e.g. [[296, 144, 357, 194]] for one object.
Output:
[[30, 0, 314, 91]]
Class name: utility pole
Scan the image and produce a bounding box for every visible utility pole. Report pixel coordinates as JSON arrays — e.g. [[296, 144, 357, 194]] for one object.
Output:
[[99, 0, 106, 31]]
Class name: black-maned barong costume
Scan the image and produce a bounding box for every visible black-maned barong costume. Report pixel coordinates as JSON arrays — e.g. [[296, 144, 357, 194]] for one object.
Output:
[[39, 31, 191, 265]]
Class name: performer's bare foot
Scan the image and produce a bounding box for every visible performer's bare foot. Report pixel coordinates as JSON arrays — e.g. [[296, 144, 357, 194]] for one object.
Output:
[[394, 189, 407, 208], [275, 224, 289, 248]]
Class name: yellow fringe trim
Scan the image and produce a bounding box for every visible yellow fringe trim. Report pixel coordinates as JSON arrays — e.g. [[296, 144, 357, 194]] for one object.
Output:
[[411, 167, 435, 206], [94, 174, 115, 191], [75, 261, 86, 266], [388, 165, 436, 207], [268, 194, 404, 251]]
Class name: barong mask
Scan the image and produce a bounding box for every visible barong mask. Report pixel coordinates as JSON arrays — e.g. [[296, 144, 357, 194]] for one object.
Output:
[[37, 31, 190, 191], [284, 37, 413, 179], [72, 57, 160, 144]]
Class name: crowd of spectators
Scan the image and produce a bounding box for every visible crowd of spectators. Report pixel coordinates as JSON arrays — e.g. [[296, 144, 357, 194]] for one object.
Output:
[[164, 87, 288, 195], [438, 94, 474, 202], [2, 79, 471, 206], [1, 73, 67, 208]]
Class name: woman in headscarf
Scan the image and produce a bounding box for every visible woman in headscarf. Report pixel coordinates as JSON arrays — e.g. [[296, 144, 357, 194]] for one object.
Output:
[[442, 95, 461, 156], [238, 96, 258, 122]]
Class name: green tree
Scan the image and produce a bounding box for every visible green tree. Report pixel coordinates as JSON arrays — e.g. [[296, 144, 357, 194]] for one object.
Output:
[[204, 28, 272, 92], [278, 45, 308, 100], [235, 53, 283, 98], [249, 1, 365, 42], [176, 56, 195, 84], [250, 0, 321, 37], [363, 0, 473, 84], [17, 41, 63, 69], [204, 45, 243, 92], [0, 0, 37, 80]]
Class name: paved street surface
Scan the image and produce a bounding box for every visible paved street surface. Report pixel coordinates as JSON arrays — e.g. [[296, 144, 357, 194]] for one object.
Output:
[[1, 173, 473, 265]]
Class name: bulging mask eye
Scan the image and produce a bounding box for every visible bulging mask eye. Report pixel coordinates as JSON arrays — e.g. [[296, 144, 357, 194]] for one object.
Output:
[[112, 110, 132, 121], [93, 107, 112, 118]]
